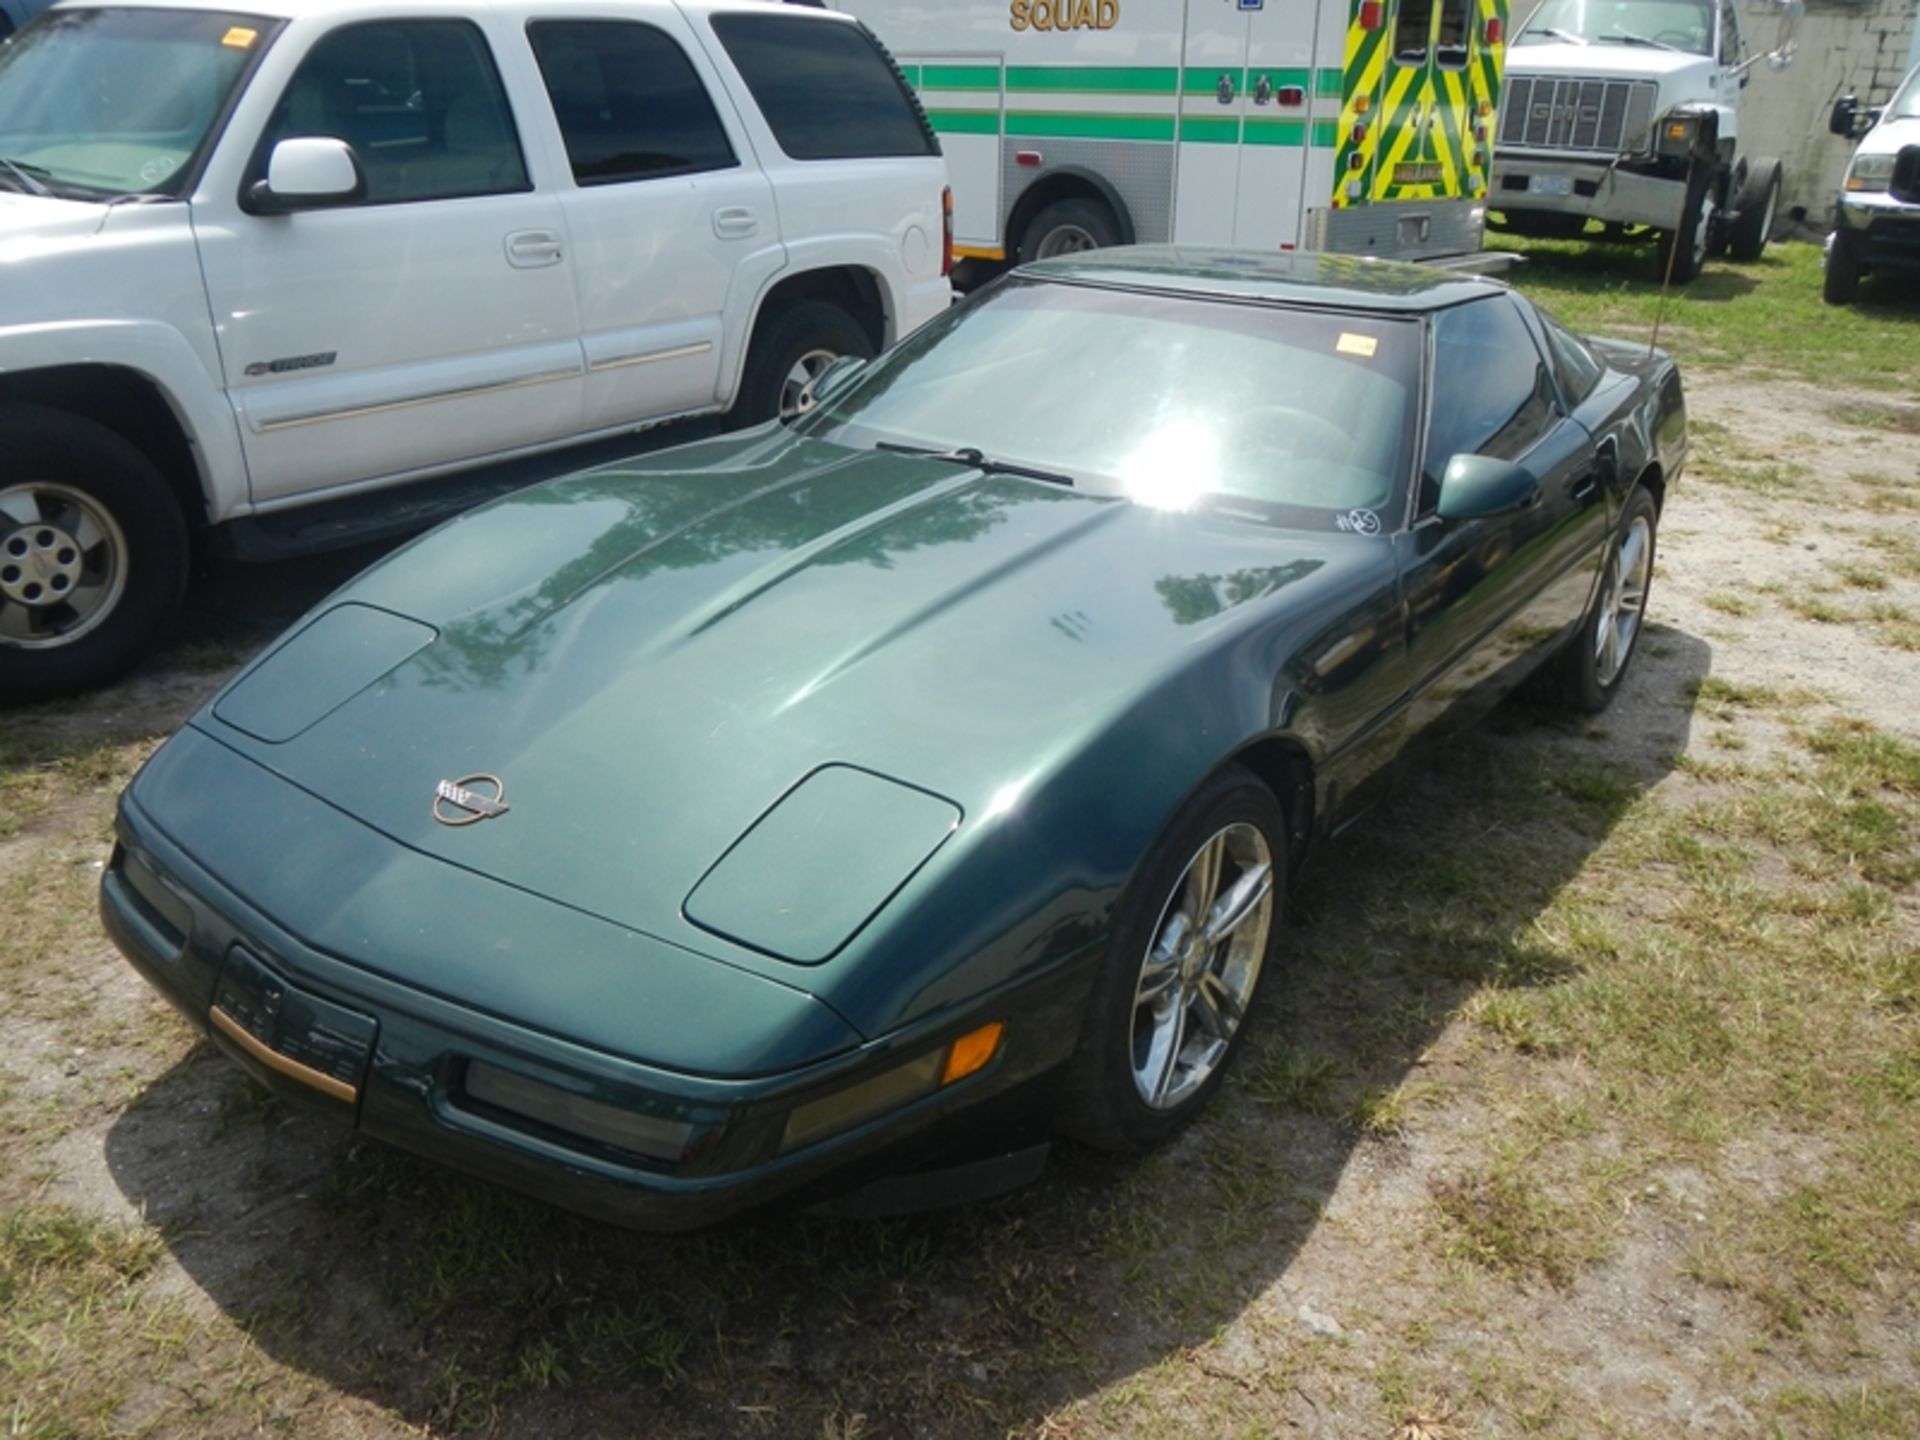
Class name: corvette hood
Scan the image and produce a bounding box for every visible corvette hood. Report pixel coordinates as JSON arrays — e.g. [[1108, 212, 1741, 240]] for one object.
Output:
[[192, 429, 1372, 969]]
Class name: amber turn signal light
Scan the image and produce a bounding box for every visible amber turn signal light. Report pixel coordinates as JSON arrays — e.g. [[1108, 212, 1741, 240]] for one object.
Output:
[[942, 1021, 1004, 1085]]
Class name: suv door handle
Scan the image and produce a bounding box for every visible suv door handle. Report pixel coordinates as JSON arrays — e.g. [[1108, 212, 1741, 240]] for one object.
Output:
[[505, 230, 563, 268], [713, 207, 759, 239]]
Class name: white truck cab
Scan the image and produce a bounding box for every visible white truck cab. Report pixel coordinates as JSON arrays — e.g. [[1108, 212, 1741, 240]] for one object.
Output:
[[1824, 61, 1920, 305], [1487, 0, 1800, 282], [0, 0, 951, 699]]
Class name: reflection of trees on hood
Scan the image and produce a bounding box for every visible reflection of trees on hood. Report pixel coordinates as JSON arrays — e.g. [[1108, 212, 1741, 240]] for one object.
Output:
[[1155, 561, 1323, 626], [411, 444, 1028, 692]]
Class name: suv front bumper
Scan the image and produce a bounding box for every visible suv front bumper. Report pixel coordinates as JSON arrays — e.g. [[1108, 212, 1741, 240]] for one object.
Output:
[[1834, 192, 1920, 272]]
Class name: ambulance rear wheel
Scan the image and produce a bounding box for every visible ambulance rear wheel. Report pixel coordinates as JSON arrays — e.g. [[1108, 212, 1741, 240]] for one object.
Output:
[[1019, 198, 1120, 263]]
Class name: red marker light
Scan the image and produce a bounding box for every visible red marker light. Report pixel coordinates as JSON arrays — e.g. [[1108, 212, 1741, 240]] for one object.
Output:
[[1277, 85, 1306, 107], [1485, 17, 1503, 44], [1359, 0, 1383, 30], [1352, 121, 1369, 144], [1015, 150, 1043, 168]]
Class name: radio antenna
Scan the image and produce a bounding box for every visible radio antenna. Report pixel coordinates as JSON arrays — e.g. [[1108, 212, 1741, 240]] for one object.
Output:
[[1649, 152, 1695, 359]]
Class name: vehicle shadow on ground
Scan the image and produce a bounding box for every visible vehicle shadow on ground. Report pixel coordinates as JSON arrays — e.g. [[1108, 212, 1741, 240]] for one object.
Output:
[[104, 628, 1710, 1438]]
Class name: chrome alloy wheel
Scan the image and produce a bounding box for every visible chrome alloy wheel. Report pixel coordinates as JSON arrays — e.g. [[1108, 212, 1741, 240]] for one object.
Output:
[[1035, 223, 1099, 258], [1130, 822, 1275, 1110], [779, 348, 841, 420], [0, 482, 128, 650], [1595, 512, 1653, 688]]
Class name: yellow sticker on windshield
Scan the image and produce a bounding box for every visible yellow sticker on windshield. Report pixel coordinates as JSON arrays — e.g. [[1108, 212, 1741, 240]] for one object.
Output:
[[1336, 332, 1379, 359], [220, 26, 258, 47]]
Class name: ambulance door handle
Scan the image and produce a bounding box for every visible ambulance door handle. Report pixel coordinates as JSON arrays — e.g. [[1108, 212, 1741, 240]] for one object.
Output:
[[1216, 73, 1235, 104], [1253, 75, 1273, 106]]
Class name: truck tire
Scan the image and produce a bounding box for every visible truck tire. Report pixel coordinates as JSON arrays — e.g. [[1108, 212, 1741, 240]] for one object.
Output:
[[730, 300, 874, 427], [1654, 170, 1717, 284], [1823, 231, 1863, 306], [1727, 158, 1781, 263], [0, 405, 189, 703], [1018, 197, 1120, 263]]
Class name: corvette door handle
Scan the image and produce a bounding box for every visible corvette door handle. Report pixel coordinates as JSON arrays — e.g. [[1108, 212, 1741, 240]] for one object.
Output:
[[1570, 473, 1600, 502], [713, 206, 759, 239], [505, 230, 563, 268]]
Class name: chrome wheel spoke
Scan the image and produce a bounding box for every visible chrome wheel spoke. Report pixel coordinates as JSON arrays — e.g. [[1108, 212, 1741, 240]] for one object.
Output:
[[1136, 951, 1182, 1009], [1202, 863, 1272, 945], [1184, 835, 1226, 924], [1144, 999, 1187, 1105], [1190, 970, 1244, 1040]]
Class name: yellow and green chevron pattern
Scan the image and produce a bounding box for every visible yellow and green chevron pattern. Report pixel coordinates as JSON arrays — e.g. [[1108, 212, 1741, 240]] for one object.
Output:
[[1330, 0, 1506, 208]]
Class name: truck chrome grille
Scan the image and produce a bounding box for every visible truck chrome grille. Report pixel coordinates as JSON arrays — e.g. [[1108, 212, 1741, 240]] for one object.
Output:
[[1499, 75, 1659, 155]]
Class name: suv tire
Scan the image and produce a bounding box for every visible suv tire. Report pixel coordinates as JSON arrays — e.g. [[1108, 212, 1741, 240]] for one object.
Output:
[[0, 405, 189, 703], [732, 300, 874, 427]]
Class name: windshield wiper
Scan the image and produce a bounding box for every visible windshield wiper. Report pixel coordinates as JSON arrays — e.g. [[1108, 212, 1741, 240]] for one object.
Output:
[[875, 441, 1074, 488], [1598, 30, 1681, 50], [0, 155, 52, 197], [1532, 25, 1589, 44]]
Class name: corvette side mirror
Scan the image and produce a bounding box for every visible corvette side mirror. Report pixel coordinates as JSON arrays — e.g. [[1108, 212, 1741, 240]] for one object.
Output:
[[1435, 454, 1542, 520]]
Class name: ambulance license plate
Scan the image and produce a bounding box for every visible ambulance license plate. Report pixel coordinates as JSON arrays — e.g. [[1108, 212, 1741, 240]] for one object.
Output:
[[1528, 174, 1574, 198]]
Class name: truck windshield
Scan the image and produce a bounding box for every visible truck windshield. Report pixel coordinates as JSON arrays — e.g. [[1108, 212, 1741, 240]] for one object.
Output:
[[1517, 0, 1714, 55], [801, 278, 1421, 536], [1893, 68, 1920, 120], [0, 8, 276, 199]]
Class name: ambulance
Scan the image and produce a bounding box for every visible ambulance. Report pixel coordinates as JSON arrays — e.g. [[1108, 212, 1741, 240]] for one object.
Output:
[[835, 0, 1510, 267]]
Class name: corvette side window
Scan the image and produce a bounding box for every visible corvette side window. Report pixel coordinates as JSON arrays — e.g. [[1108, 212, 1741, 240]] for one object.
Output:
[[1537, 306, 1605, 407], [1421, 298, 1557, 513]]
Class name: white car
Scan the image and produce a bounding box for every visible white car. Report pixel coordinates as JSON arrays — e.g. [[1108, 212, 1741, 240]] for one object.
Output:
[[1825, 61, 1920, 305], [0, 0, 952, 699]]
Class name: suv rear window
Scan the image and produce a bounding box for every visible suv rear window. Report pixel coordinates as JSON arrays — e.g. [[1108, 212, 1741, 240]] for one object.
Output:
[[708, 13, 935, 161]]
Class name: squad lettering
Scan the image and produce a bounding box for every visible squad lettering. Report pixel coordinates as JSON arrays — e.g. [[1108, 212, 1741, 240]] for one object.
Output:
[[1010, 0, 1119, 31]]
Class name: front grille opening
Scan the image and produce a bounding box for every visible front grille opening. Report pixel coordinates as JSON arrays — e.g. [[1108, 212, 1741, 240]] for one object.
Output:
[[1500, 74, 1658, 155], [459, 1060, 693, 1166]]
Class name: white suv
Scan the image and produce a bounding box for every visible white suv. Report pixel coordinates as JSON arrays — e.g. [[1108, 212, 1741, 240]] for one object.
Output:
[[0, 0, 952, 699]]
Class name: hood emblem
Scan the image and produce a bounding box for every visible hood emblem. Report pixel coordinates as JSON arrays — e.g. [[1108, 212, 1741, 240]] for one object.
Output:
[[434, 774, 509, 826]]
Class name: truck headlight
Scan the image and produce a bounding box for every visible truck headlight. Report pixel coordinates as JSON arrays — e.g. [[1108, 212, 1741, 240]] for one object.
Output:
[[1845, 154, 1895, 193], [1655, 114, 1698, 157]]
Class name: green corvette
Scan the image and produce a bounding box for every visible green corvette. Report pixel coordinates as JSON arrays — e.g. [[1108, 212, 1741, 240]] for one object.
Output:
[[103, 249, 1686, 1229]]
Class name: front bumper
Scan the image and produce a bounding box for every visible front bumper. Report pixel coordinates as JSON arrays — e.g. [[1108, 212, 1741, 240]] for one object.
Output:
[[103, 780, 1093, 1232], [1489, 153, 1685, 230], [1834, 193, 1920, 272]]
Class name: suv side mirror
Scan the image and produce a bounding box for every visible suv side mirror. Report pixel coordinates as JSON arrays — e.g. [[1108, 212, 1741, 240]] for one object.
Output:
[[1435, 454, 1542, 521], [794, 354, 868, 416], [244, 137, 366, 215], [1830, 95, 1859, 137]]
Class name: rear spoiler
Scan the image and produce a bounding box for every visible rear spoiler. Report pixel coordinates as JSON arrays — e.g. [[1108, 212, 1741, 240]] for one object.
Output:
[[1419, 250, 1526, 275]]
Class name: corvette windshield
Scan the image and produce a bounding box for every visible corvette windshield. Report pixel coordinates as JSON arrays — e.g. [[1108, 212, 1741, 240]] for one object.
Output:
[[0, 8, 274, 199], [804, 279, 1421, 533], [1517, 0, 1713, 53]]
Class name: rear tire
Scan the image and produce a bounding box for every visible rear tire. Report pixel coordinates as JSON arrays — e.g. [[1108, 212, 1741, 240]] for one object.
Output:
[[1823, 231, 1863, 306], [1059, 765, 1285, 1154], [0, 404, 189, 703], [1017, 197, 1120, 264], [730, 300, 874, 428], [1727, 158, 1781, 263]]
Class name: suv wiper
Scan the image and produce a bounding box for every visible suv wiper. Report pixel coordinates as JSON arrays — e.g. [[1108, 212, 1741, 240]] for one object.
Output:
[[1598, 30, 1680, 50], [0, 155, 52, 197], [875, 441, 1074, 488], [1532, 26, 1589, 44]]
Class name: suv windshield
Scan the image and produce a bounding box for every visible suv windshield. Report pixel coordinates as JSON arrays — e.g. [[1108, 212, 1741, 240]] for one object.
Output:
[[1518, 0, 1714, 54], [803, 279, 1421, 534], [0, 8, 275, 199]]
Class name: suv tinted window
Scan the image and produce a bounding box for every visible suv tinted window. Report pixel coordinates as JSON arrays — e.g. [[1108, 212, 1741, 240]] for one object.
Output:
[[259, 20, 526, 204], [709, 14, 935, 161], [529, 21, 735, 184], [1422, 297, 1558, 510]]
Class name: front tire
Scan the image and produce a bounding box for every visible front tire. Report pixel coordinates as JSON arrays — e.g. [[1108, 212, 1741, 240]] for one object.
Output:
[[1542, 487, 1659, 714], [1060, 766, 1285, 1154], [730, 300, 874, 428], [0, 405, 188, 703], [1823, 231, 1863, 306], [1654, 170, 1718, 284], [1727, 158, 1781, 263]]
